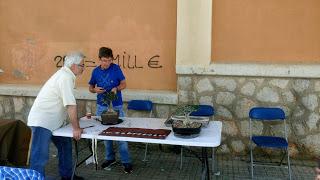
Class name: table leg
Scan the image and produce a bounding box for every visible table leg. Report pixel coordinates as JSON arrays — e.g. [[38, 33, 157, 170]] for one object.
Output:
[[201, 147, 210, 180], [71, 139, 97, 180], [71, 139, 79, 180], [211, 148, 221, 176], [212, 148, 215, 174], [180, 147, 183, 169], [205, 148, 210, 180]]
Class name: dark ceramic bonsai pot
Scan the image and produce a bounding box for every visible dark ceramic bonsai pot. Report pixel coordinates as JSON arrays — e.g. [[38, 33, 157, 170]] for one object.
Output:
[[172, 120, 202, 136], [101, 110, 119, 125]]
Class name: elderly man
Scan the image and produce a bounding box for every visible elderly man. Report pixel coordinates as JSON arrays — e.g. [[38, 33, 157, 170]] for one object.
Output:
[[28, 52, 85, 180]]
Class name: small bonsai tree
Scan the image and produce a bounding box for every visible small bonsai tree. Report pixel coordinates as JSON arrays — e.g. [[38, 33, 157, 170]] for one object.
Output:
[[100, 91, 120, 124], [101, 91, 118, 113], [173, 105, 199, 127]]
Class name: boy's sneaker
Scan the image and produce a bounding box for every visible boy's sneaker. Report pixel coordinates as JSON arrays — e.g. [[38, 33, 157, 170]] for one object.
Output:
[[101, 159, 116, 169], [123, 163, 133, 174]]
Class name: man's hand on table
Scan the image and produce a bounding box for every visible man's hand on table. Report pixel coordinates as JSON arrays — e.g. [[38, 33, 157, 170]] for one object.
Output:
[[73, 128, 83, 140]]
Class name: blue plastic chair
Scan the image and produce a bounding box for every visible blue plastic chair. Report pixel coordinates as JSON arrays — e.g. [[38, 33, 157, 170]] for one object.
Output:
[[190, 105, 214, 116], [127, 100, 153, 161], [0, 166, 44, 180], [127, 100, 153, 112], [249, 107, 291, 180], [180, 105, 215, 170]]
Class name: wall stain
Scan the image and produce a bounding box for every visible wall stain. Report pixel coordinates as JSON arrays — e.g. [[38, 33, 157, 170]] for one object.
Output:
[[12, 69, 29, 80]]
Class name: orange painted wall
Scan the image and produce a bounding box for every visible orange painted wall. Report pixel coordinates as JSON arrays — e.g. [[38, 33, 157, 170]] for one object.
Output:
[[212, 0, 320, 64], [0, 0, 177, 90]]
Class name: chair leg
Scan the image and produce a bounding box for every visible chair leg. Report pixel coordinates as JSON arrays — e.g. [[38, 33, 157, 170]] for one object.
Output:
[[250, 142, 254, 179], [143, 143, 148, 161], [278, 150, 286, 166], [180, 147, 183, 170], [287, 149, 292, 180]]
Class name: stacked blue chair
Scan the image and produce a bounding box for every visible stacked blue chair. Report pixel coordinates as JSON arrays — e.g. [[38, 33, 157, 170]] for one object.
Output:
[[190, 105, 214, 117], [127, 100, 153, 161], [0, 166, 44, 180], [249, 107, 291, 180], [180, 105, 214, 170], [127, 100, 153, 113]]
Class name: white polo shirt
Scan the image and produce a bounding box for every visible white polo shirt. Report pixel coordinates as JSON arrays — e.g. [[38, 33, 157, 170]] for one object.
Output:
[[28, 67, 77, 132]]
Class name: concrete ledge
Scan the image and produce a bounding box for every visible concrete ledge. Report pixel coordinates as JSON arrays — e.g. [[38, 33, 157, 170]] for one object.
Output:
[[0, 84, 178, 105], [176, 63, 320, 78]]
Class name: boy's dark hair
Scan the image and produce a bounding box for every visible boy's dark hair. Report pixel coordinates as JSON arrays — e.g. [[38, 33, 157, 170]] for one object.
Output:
[[99, 47, 113, 59]]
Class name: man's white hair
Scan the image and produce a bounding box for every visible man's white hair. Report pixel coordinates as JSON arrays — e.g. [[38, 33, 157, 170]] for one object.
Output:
[[64, 52, 86, 68]]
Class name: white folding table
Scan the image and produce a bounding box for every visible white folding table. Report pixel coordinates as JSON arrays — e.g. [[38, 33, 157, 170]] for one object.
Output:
[[53, 117, 222, 180]]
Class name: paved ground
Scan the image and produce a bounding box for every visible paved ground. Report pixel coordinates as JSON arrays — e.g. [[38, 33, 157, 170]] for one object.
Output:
[[45, 141, 316, 180]]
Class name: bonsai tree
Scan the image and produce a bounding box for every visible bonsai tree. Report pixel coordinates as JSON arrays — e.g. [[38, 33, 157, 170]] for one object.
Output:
[[99, 91, 120, 125], [101, 91, 118, 112], [172, 105, 200, 128]]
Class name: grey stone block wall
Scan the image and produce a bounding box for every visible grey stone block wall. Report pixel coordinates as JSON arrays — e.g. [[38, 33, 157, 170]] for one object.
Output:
[[1, 74, 320, 158], [0, 95, 176, 127], [178, 75, 320, 158], [75, 99, 176, 119]]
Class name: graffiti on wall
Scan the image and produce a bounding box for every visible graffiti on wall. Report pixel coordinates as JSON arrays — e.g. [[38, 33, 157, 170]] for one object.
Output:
[[54, 52, 162, 69]]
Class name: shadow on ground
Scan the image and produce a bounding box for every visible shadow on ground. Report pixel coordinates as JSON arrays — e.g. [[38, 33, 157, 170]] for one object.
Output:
[[45, 141, 315, 180]]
